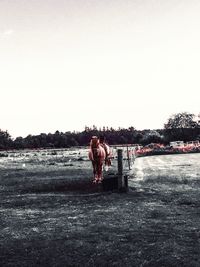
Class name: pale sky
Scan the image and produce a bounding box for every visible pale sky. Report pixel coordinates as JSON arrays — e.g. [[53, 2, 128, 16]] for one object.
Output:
[[0, 0, 200, 138]]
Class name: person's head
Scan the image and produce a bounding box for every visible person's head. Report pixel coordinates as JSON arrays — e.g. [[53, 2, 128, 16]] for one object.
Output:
[[90, 136, 99, 148], [99, 135, 105, 143]]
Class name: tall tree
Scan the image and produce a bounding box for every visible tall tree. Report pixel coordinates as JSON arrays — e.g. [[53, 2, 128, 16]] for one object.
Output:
[[164, 112, 197, 129], [0, 130, 13, 149], [164, 112, 200, 142]]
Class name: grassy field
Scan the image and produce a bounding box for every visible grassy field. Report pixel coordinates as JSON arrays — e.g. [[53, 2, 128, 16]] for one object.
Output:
[[0, 149, 200, 266]]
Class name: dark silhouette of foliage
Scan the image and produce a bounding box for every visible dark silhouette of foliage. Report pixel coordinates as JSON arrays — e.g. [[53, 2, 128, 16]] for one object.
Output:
[[164, 112, 200, 143], [140, 130, 164, 146], [0, 130, 13, 149], [164, 112, 197, 129], [1, 112, 200, 150]]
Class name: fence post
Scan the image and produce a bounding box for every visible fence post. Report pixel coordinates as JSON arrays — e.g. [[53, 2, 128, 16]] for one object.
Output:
[[117, 149, 124, 190], [126, 146, 131, 170], [102, 148, 128, 192]]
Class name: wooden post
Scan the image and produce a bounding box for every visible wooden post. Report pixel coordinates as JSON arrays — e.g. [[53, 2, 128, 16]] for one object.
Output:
[[103, 148, 128, 192], [117, 149, 124, 189], [127, 146, 131, 170]]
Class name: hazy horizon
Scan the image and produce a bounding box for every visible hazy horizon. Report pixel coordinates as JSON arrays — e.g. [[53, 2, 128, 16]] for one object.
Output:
[[1, 113, 200, 139], [1, 0, 200, 138]]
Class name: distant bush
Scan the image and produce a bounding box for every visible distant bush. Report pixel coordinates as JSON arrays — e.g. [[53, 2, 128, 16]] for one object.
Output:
[[0, 153, 8, 157]]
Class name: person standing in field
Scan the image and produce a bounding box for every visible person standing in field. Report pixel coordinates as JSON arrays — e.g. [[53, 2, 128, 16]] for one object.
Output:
[[99, 135, 112, 170]]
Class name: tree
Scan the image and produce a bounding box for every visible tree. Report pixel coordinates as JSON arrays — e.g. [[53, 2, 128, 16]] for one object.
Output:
[[140, 130, 164, 145], [14, 137, 25, 149], [164, 112, 200, 142], [0, 130, 13, 149], [164, 112, 197, 129]]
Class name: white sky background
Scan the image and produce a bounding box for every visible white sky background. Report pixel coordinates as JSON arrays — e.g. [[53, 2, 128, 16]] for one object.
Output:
[[0, 0, 200, 138]]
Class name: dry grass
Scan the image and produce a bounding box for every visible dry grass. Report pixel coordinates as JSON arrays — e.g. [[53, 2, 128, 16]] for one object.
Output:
[[0, 151, 200, 266]]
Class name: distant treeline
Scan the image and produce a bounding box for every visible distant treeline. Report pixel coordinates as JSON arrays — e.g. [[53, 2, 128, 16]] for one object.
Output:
[[1, 112, 199, 150], [0, 127, 200, 150]]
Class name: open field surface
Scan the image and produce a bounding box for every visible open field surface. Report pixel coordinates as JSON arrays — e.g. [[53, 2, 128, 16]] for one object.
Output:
[[0, 149, 200, 266]]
